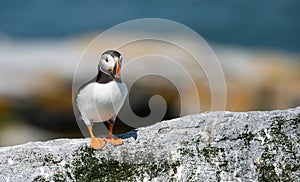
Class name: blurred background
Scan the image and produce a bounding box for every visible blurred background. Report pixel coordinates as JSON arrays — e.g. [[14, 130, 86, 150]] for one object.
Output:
[[0, 0, 299, 146]]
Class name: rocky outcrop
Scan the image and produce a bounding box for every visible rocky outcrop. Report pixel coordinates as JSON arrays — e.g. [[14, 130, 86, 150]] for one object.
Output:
[[0, 107, 299, 181]]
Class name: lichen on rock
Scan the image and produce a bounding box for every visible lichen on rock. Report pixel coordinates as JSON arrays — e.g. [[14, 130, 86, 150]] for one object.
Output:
[[0, 107, 299, 181]]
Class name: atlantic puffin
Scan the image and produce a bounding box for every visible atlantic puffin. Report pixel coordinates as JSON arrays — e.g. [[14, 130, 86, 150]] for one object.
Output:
[[76, 50, 127, 150]]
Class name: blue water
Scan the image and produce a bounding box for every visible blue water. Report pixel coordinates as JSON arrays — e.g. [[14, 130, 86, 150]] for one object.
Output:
[[0, 0, 299, 52]]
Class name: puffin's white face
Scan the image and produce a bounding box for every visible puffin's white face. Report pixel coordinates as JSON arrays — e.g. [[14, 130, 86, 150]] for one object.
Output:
[[99, 53, 116, 76], [98, 50, 123, 78]]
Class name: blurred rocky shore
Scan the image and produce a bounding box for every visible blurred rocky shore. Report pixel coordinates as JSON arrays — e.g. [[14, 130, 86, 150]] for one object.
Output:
[[0, 35, 299, 146]]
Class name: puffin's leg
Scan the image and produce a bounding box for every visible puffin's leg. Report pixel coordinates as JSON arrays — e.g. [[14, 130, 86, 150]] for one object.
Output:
[[105, 119, 122, 145], [88, 124, 106, 150], [81, 112, 106, 150]]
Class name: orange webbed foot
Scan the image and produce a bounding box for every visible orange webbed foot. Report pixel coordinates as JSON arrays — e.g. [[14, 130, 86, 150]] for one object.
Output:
[[105, 136, 123, 146], [90, 137, 106, 150]]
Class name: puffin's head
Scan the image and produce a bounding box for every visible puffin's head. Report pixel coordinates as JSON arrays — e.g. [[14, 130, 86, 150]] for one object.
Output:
[[98, 50, 123, 78]]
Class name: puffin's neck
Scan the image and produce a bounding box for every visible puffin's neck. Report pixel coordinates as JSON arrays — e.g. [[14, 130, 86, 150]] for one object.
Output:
[[96, 71, 114, 83]]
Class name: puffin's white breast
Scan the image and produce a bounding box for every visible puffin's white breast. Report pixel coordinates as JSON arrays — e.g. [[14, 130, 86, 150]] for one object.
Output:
[[76, 80, 127, 122]]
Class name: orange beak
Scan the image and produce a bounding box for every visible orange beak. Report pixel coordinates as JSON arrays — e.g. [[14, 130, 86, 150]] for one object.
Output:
[[116, 60, 121, 78], [111, 58, 121, 78]]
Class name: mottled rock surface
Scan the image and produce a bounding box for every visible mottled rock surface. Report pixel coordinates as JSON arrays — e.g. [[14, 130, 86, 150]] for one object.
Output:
[[0, 107, 299, 182]]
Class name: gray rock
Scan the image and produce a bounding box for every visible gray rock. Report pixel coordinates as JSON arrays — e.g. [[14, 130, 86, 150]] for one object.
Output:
[[0, 107, 299, 182]]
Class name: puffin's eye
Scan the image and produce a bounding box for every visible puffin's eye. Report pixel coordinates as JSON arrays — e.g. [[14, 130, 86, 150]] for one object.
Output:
[[105, 58, 108, 62]]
